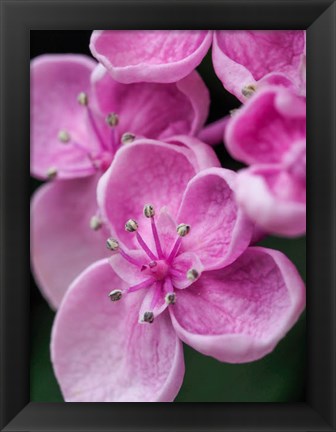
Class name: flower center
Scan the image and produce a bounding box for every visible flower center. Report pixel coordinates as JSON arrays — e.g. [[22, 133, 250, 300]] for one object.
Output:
[[48, 91, 135, 179], [106, 204, 196, 323], [141, 260, 169, 281]]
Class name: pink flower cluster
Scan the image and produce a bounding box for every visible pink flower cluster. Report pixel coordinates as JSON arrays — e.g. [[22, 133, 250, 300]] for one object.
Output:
[[30, 30, 306, 402]]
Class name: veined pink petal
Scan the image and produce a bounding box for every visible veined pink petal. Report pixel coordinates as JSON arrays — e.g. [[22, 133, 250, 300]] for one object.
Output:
[[171, 247, 305, 363], [235, 165, 306, 237], [171, 252, 204, 289], [212, 30, 305, 101], [90, 30, 213, 83], [109, 249, 149, 285], [225, 87, 306, 165], [31, 176, 109, 309], [97, 140, 197, 250], [166, 135, 221, 171], [91, 65, 209, 139], [51, 260, 184, 402], [138, 282, 168, 321], [31, 55, 101, 180], [177, 168, 254, 270]]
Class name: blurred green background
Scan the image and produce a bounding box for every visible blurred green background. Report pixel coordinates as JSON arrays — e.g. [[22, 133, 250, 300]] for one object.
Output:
[[30, 31, 306, 402]]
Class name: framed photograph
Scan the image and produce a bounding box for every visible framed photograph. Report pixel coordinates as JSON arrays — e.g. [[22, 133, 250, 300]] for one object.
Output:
[[1, 0, 335, 431]]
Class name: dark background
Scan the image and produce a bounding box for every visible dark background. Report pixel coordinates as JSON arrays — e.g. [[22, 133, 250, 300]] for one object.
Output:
[[30, 30, 306, 402]]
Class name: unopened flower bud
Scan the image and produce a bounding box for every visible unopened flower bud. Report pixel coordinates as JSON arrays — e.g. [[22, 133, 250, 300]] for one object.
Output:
[[125, 219, 138, 232], [177, 223, 190, 237], [165, 292, 176, 305], [187, 268, 199, 281], [106, 112, 119, 127], [121, 132, 135, 145], [108, 289, 122, 302], [106, 238, 119, 251], [142, 311, 154, 323], [58, 130, 71, 143], [77, 91, 88, 106], [143, 204, 155, 218]]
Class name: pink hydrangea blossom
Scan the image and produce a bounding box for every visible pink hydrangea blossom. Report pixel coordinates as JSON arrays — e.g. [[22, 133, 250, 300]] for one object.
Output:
[[225, 86, 306, 236], [90, 30, 306, 101], [30, 54, 212, 309], [51, 139, 305, 402]]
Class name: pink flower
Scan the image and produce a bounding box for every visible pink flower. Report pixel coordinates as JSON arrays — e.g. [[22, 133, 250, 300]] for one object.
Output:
[[30, 54, 211, 309], [90, 30, 306, 101], [51, 139, 305, 402], [225, 86, 306, 237]]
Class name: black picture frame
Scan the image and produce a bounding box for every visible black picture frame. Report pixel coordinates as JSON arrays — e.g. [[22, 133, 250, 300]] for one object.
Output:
[[1, 0, 335, 431]]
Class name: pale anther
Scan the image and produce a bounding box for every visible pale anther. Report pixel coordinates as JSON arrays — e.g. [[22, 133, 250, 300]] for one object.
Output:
[[58, 130, 71, 143], [241, 84, 257, 98], [77, 91, 88, 106], [121, 132, 135, 145], [177, 223, 190, 237], [165, 292, 176, 305], [46, 167, 57, 180], [106, 112, 119, 127], [90, 215, 102, 231], [108, 289, 122, 302], [229, 108, 239, 117], [144, 204, 155, 218], [187, 268, 199, 281], [125, 219, 138, 232], [142, 311, 154, 324], [106, 237, 119, 251]]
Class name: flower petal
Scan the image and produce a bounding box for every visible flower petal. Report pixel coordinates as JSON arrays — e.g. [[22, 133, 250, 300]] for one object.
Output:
[[51, 260, 184, 402], [171, 247, 305, 363], [109, 250, 149, 285], [31, 55, 101, 180], [235, 165, 306, 237], [97, 139, 197, 249], [31, 176, 109, 309], [177, 168, 254, 270], [90, 30, 212, 83], [225, 87, 306, 165], [212, 30, 305, 101], [92, 65, 209, 139], [166, 135, 221, 171]]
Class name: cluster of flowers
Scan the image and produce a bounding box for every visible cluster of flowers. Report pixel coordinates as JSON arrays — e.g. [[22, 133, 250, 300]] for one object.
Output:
[[31, 30, 306, 402]]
